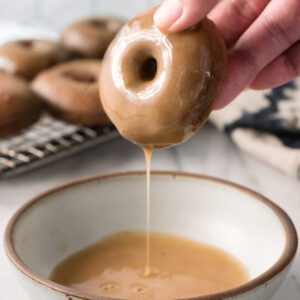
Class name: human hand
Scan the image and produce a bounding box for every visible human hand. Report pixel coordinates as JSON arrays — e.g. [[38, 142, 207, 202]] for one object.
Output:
[[154, 0, 300, 109]]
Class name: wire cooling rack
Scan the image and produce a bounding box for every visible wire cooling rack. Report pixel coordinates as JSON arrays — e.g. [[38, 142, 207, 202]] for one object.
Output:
[[0, 115, 118, 178]]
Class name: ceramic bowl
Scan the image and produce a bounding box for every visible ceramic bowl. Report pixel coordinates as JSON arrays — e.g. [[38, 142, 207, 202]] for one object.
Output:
[[5, 172, 298, 300]]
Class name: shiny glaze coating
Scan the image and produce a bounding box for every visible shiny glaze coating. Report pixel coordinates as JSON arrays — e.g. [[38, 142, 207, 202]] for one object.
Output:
[[61, 18, 125, 58], [0, 40, 69, 80], [100, 8, 227, 149], [32, 60, 110, 126], [0, 72, 41, 138]]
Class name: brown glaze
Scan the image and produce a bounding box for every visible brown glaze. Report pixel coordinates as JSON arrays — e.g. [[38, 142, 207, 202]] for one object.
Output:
[[61, 18, 125, 58], [0, 40, 69, 80], [100, 8, 227, 149], [4, 171, 298, 300], [32, 59, 110, 126], [0, 72, 42, 138], [50, 231, 249, 299]]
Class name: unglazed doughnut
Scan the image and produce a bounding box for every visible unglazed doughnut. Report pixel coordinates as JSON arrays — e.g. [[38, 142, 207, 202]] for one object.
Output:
[[0, 40, 69, 80], [0, 72, 41, 138], [100, 8, 227, 149], [32, 60, 110, 126], [61, 18, 125, 58]]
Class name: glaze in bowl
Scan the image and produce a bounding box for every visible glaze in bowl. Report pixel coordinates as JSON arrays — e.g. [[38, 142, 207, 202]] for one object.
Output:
[[4, 172, 298, 300]]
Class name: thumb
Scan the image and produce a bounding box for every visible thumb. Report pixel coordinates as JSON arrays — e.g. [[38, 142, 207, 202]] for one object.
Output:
[[154, 0, 219, 32]]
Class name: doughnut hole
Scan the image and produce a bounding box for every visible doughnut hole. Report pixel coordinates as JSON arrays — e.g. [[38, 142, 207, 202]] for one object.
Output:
[[89, 19, 107, 29], [121, 47, 159, 91], [63, 70, 97, 84], [18, 40, 55, 53], [88, 19, 122, 33], [139, 57, 157, 81], [18, 40, 46, 51], [18, 41, 34, 48]]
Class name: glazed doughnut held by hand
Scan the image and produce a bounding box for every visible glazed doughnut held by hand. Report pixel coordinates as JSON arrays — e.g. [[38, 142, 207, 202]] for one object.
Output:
[[99, 8, 227, 149]]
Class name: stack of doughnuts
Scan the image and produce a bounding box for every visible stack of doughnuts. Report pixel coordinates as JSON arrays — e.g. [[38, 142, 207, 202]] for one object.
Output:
[[0, 16, 124, 138]]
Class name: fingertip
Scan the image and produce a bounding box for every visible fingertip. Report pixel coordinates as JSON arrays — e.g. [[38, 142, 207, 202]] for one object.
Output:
[[154, 0, 219, 32], [154, 0, 183, 30], [212, 81, 234, 110]]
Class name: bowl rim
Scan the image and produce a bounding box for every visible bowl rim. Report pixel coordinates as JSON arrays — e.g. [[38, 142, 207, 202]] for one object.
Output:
[[4, 171, 298, 300]]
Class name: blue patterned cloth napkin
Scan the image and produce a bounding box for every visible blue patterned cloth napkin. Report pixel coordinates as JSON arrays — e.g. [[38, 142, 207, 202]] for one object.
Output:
[[210, 78, 300, 179]]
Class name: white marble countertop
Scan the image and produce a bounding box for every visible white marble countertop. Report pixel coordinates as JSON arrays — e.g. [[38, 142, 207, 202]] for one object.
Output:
[[0, 124, 299, 299]]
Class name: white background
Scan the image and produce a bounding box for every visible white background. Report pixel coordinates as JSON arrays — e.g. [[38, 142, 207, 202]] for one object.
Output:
[[0, 1, 299, 299]]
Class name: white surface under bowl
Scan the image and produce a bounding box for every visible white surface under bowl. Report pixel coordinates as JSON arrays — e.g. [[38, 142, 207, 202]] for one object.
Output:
[[4, 172, 298, 300]]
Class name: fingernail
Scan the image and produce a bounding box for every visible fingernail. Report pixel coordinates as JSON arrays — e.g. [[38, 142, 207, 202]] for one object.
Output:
[[154, 0, 183, 30]]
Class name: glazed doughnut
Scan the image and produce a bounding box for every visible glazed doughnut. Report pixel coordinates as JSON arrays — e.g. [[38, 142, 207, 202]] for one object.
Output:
[[61, 18, 125, 58], [0, 40, 69, 80], [32, 59, 110, 126], [0, 72, 42, 138], [100, 8, 227, 149]]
